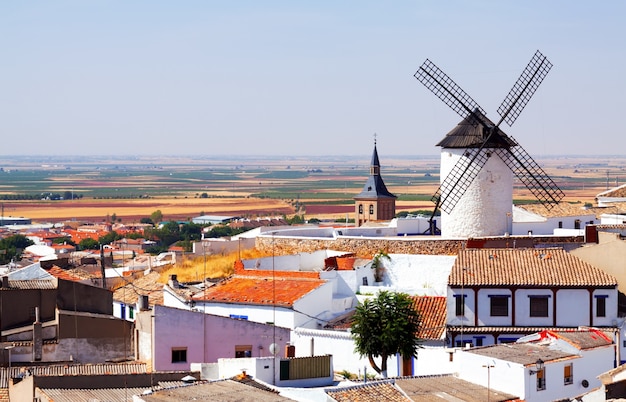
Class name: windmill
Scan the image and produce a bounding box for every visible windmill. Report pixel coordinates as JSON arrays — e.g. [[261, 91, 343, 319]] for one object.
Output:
[[414, 50, 564, 237]]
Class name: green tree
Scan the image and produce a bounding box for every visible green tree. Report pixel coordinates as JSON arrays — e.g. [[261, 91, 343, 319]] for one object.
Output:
[[0, 234, 34, 264], [78, 238, 100, 251], [351, 291, 421, 378], [151, 210, 163, 223], [98, 230, 121, 246], [180, 223, 202, 241]]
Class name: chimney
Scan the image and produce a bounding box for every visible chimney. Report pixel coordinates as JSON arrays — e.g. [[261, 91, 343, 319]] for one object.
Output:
[[168, 274, 179, 289], [1, 276, 8, 288], [33, 307, 42, 361], [285, 343, 295, 358]]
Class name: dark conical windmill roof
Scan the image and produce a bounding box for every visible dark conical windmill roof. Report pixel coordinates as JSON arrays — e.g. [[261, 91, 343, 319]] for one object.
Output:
[[355, 145, 396, 199], [436, 110, 518, 149]]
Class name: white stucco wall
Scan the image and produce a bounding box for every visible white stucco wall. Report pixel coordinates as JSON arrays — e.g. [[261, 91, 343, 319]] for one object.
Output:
[[448, 286, 618, 331], [440, 148, 513, 238], [514, 289, 554, 327], [197, 303, 296, 329], [476, 288, 512, 326], [379, 254, 455, 296], [291, 328, 398, 378]]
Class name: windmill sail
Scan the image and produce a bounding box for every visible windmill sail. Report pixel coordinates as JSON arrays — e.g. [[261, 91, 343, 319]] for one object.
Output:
[[433, 148, 491, 213], [414, 59, 486, 126], [495, 138, 564, 208], [415, 50, 562, 226]]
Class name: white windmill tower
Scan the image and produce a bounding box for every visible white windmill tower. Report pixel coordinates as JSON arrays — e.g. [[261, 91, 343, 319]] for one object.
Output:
[[414, 51, 564, 238]]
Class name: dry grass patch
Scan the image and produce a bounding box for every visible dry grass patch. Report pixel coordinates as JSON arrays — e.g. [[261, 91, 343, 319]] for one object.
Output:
[[158, 248, 274, 283]]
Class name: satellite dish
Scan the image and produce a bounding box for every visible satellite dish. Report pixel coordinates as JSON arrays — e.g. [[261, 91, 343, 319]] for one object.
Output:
[[269, 343, 279, 356]]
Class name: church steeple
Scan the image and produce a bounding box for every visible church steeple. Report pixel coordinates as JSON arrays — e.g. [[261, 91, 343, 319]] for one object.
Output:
[[354, 137, 396, 226]]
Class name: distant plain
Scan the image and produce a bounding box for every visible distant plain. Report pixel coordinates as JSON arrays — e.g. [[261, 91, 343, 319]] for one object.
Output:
[[0, 154, 623, 223]]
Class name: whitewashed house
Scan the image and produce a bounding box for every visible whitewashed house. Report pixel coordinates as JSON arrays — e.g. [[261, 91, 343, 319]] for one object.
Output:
[[457, 329, 615, 402], [163, 260, 350, 330], [291, 295, 453, 379], [447, 248, 619, 348], [511, 203, 596, 236], [597, 184, 626, 207]]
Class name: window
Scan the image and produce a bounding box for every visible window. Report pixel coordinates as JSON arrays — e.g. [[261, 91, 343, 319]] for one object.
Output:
[[369, 204, 374, 214], [129, 306, 134, 319], [474, 337, 484, 347], [454, 294, 466, 316], [235, 345, 253, 358], [558, 221, 563, 228], [564, 363, 573, 385], [358, 204, 363, 214], [489, 295, 509, 317], [362, 277, 368, 286], [529, 296, 549, 317], [596, 296, 607, 317], [171, 348, 187, 363], [574, 219, 581, 229], [120, 304, 126, 319], [229, 314, 248, 320], [536, 368, 546, 391], [455, 340, 472, 347]]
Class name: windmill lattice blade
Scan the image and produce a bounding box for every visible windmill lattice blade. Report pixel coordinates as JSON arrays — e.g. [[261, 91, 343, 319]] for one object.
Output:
[[497, 50, 553, 127], [415, 59, 486, 126], [432, 150, 491, 214], [495, 142, 564, 208]]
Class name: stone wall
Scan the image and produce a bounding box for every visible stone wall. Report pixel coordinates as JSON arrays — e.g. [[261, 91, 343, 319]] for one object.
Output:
[[255, 237, 466, 258], [255, 235, 585, 258]]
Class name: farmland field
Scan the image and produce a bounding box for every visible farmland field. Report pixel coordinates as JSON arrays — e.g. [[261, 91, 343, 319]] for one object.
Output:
[[0, 154, 623, 223]]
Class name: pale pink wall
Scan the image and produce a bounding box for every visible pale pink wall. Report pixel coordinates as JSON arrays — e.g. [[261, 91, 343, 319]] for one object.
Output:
[[151, 305, 291, 371]]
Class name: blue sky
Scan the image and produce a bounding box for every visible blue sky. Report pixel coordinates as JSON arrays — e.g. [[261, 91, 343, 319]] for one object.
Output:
[[1, 1, 624, 157]]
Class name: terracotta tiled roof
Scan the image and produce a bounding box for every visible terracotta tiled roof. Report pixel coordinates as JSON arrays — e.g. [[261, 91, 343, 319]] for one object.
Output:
[[0, 279, 56, 290], [0, 363, 147, 388], [410, 296, 446, 340], [515, 202, 594, 218], [449, 248, 617, 288], [535, 329, 613, 350], [46, 266, 84, 282], [324, 296, 446, 340], [141, 379, 290, 401], [468, 343, 574, 366], [193, 274, 326, 307], [326, 380, 410, 402], [597, 184, 626, 198], [395, 375, 519, 402], [113, 271, 164, 306]]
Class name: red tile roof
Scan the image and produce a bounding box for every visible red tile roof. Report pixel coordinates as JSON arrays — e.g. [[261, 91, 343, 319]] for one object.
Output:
[[234, 260, 321, 279], [324, 296, 447, 341], [410, 296, 447, 340], [46, 266, 84, 282], [193, 274, 326, 307], [597, 184, 626, 198], [326, 381, 411, 402], [449, 248, 617, 288], [534, 329, 613, 350]]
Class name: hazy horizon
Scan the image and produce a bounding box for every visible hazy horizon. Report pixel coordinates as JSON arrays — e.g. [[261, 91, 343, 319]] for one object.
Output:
[[2, 2, 625, 157]]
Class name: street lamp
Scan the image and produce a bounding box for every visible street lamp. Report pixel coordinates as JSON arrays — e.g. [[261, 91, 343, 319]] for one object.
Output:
[[483, 363, 494, 402]]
